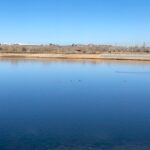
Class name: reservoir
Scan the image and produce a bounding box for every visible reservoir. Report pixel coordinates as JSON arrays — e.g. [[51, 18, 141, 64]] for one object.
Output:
[[0, 59, 150, 150]]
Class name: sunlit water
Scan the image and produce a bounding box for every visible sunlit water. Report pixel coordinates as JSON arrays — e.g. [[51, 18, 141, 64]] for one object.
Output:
[[0, 59, 150, 150]]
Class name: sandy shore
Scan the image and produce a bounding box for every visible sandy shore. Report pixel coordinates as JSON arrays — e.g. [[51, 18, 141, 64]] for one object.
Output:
[[0, 53, 150, 61]]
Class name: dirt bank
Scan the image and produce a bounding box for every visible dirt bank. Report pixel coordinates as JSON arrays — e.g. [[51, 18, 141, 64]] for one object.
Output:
[[0, 53, 150, 61]]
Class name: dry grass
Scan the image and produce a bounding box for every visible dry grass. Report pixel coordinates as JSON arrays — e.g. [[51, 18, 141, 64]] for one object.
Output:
[[0, 44, 149, 54]]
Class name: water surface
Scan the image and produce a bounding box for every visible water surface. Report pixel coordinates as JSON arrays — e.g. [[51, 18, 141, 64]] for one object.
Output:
[[0, 59, 150, 150]]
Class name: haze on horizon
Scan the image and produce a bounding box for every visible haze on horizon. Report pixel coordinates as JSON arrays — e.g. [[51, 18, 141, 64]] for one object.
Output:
[[0, 0, 150, 46]]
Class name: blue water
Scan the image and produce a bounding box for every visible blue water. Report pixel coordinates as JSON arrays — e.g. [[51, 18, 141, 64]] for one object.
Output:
[[0, 59, 150, 150]]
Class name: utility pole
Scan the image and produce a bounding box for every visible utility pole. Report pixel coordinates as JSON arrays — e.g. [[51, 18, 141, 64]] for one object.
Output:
[[143, 42, 146, 49]]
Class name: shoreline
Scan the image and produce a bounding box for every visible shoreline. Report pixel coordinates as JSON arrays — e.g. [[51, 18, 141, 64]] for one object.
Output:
[[0, 53, 150, 61]]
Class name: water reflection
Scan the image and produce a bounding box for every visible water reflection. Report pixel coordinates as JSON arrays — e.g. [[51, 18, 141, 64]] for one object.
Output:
[[0, 59, 150, 150]]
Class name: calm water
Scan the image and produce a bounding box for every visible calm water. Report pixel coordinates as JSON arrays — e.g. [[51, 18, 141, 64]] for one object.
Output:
[[0, 59, 150, 150]]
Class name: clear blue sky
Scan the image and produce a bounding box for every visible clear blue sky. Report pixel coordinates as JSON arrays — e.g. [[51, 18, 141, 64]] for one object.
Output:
[[0, 0, 150, 45]]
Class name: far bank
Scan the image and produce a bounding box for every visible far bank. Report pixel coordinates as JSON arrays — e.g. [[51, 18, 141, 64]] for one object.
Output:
[[1, 53, 150, 61]]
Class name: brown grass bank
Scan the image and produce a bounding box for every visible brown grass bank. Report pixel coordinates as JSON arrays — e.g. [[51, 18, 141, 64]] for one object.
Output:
[[0, 53, 150, 61], [0, 44, 150, 61]]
